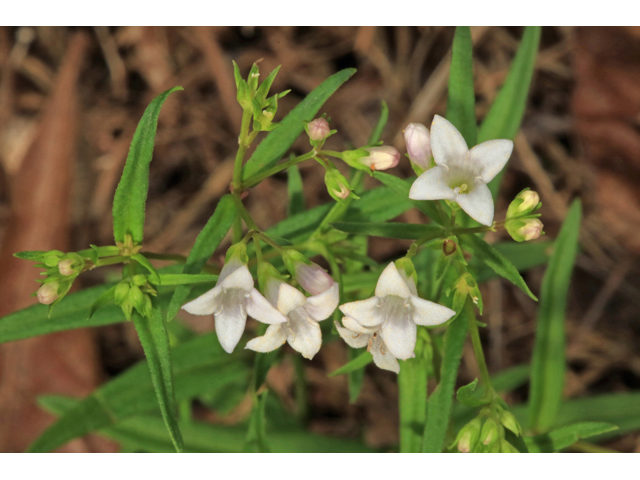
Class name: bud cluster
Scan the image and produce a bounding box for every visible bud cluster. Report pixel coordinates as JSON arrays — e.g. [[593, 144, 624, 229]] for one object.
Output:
[[114, 274, 157, 320], [505, 189, 544, 242], [453, 405, 523, 453]]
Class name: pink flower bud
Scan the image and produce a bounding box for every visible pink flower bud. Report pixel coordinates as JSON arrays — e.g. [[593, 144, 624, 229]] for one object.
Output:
[[403, 123, 431, 170], [58, 258, 75, 276], [361, 146, 400, 171], [37, 282, 59, 305], [521, 218, 544, 241], [295, 262, 335, 295], [306, 118, 331, 142]]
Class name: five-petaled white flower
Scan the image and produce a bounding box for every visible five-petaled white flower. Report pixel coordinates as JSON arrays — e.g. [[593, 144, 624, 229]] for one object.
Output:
[[246, 280, 339, 359], [338, 262, 455, 363], [335, 316, 400, 373], [182, 258, 287, 353], [409, 115, 513, 226]]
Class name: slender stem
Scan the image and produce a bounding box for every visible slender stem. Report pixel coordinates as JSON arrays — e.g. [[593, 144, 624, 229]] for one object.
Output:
[[452, 225, 494, 236], [142, 252, 188, 263], [242, 151, 315, 189], [467, 307, 494, 400], [233, 196, 259, 231], [253, 234, 263, 264], [232, 109, 253, 193], [92, 256, 127, 268], [406, 230, 446, 258], [318, 150, 343, 159]]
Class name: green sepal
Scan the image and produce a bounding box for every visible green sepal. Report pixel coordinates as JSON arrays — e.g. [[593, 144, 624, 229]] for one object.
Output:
[[88, 285, 117, 319], [456, 378, 489, 408]]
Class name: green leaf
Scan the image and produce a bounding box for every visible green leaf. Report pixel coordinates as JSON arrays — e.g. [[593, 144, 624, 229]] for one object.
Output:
[[328, 351, 372, 377], [242, 68, 356, 180], [372, 172, 445, 225], [399, 356, 428, 453], [112, 86, 183, 244], [422, 299, 470, 452], [460, 233, 538, 300], [479, 27, 541, 198], [346, 347, 366, 403], [474, 241, 552, 284], [367, 100, 389, 145], [244, 391, 270, 453], [131, 306, 183, 452], [525, 422, 618, 453], [131, 253, 160, 284], [41, 395, 373, 453], [28, 332, 247, 452], [528, 199, 582, 433], [88, 285, 117, 319], [446, 26, 477, 147], [287, 165, 305, 217], [154, 274, 218, 286], [332, 222, 442, 240], [167, 194, 235, 321]]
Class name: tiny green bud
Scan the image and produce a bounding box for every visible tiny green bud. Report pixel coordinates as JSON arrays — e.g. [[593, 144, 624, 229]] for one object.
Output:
[[480, 418, 500, 446], [142, 294, 153, 318], [42, 250, 65, 267], [132, 274, 147, 286], [499, 409, 522, 436], [128, 285, 144, 309], [225, 242, 249, 264], [114, 282, 130, 305], [500, 439, 520, 453], [324, 168, 354, 203], [37, 281, 59, 305], [455, 418, 482, 453]]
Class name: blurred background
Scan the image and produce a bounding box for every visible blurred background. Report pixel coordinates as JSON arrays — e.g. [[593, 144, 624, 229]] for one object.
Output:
[[0, 26, 639, 452]]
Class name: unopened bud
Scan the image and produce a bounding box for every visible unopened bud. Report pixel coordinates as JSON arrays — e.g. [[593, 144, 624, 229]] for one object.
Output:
[[521, 218, 543, 241], [114, 282, 130, 305], [295, 262, 335, 296], [500, 439, 520, 453], [306, 118, 331, 142], [480, 418, 500, 446], [324, 169, 353, 202], [58, 259, 76, 276], [455, 418, 482, 453], [403, 123, 431, 171], [37, 282, 60, 305], [128, 285, 144, 309], [360, 146, 400, 171], [499, 410, 522, 436], [507, 189, 540, 219]]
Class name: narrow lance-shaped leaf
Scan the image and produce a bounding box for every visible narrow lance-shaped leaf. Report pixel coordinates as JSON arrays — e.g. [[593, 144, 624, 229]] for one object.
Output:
[[332, 221, 442, 240], [459, 233, 538, 301], [243, 68, 356, 180], [132, 306, 183, 452], [422, 298, 471, 452], [287, 164, 305, 217], [479, 27, 541, 198], [528, 199, 582, 433], [166, 194, 236, 321], [446, 26, 477, 147], [525, 422, 618, 453], [112, 86, 183, 244], [399, 356, 428, 453]]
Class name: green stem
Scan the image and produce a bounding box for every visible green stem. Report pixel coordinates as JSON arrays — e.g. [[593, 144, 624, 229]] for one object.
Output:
[[242, 151, 315, 189], [233, 196, 259, 231], [452, 225, 494, 236], [318, 150, 343, 159], [92, 256, 127, 268], [467, 308, 494, 400], [232, 109, 253, 193]]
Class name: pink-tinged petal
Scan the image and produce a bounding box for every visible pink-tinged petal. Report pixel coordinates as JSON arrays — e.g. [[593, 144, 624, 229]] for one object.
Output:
[[370, 334, 400, 373], [220, 264, 254, 291], [404, 123, 431, 170], [409, 166, 456, 201], [339, 297, 383, 327], [286, 315, 322, 359], [276, 283, 307, 315], [380, 309, 417, 361], [182, 285, 222, 315], [245, 324, 287, 353], [430, 114, 469, 166], [411, 296, 456, 326], [375, 262, 412, 299], [335, 321, 370, 349], [305, 282, 339, 321], [455, 184, 494, 226], [470, 139, 513, 183], [246, 289, 287, 324]]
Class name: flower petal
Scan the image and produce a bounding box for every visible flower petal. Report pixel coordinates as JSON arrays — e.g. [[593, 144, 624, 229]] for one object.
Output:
[[220, 264, 254, 291], [430, 114, 469, 166], [411, 296, 456, 326], [408, 166, 456, 201], [246, 289, 287, 324], [214, 297, 247, 353], [343, 315, 379, 335], [455, 183, 494, 226], [181, 285, 221, 315], [335, 321, 370, 348], [305, 282, 339, 321], [276, 283, 307, 315], [287, 315, 322, 359], [375, 262, 412, 299], [370, 334, 400, 374], [245, 324, 287, 353], [380, 308, 416, 360], [470, 139, 514, 183], [339, 296, 383, 327]]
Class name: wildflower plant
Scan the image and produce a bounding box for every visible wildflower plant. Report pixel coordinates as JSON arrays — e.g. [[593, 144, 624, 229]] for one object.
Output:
[[0, 27, 623, 453]]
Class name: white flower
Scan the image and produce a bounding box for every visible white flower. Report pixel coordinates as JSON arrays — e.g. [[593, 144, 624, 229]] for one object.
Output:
[[338, 262, 455, 362], [246, 280, 339, 359], [408, 115, 513, 226], [182, 258, 287, 353], [335, 316, 400, 373]]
